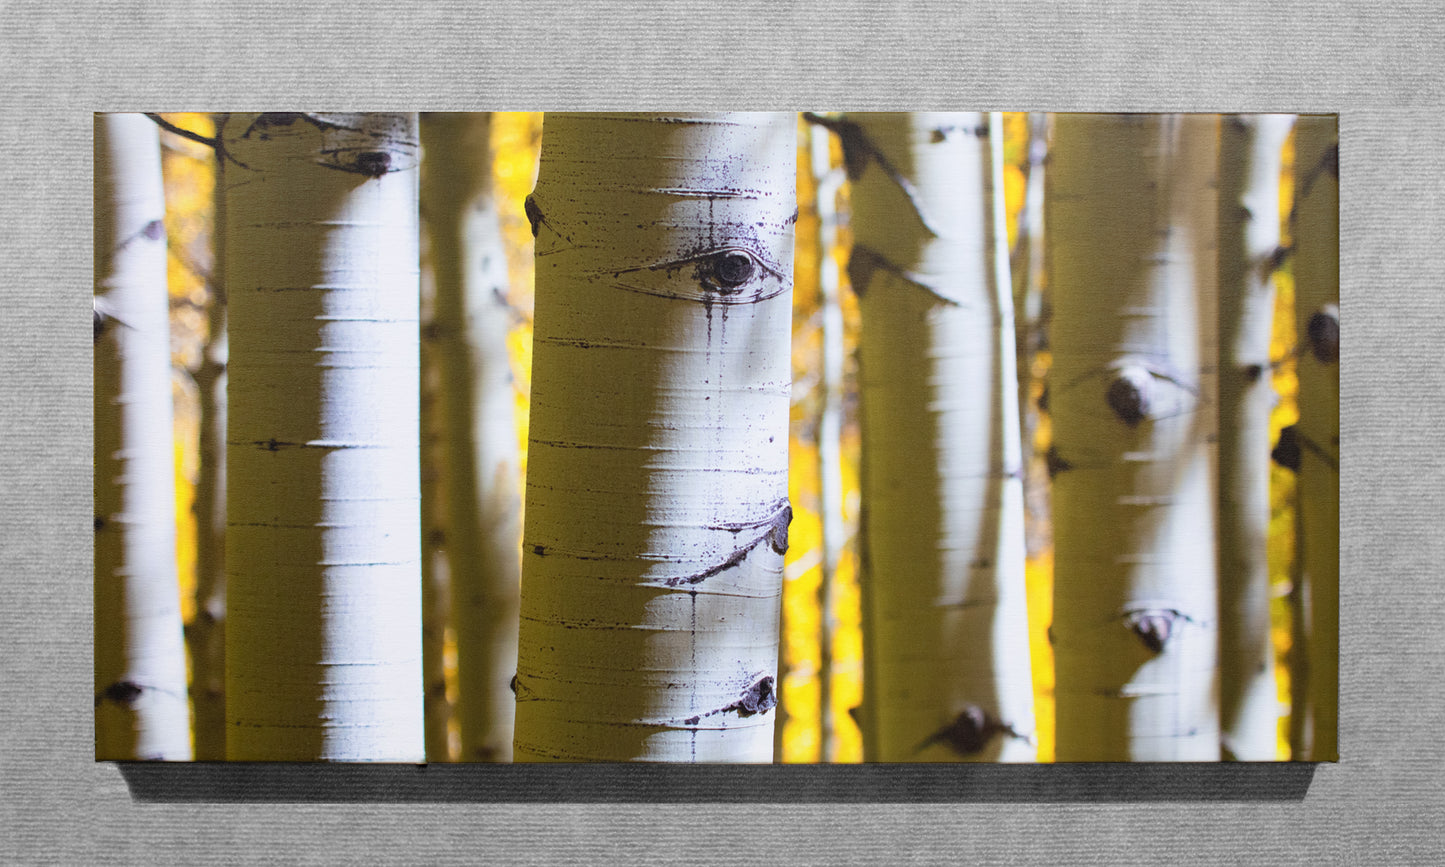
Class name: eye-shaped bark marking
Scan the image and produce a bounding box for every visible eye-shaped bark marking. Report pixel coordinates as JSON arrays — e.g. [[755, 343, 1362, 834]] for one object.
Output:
[[225, 113, 419, 176], [604, 244, 789, 305], [1123, 608, 1187, 654], [1063, 359, 1203, 425], [1307, 304, 1340, 364]]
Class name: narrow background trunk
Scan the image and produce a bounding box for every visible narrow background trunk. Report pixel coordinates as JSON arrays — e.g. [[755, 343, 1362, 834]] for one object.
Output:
[[1217, 113, 1294, 760], [1049, 113, 1221, 761], [420, 112, 522, 762], [514, 113, 794, 762], [94, 112, 191, 760], [222, 113, 424, 761], [847, 111, 1035, 762], [811, 122, 847, 763], [1290, 115, 1340, 762]]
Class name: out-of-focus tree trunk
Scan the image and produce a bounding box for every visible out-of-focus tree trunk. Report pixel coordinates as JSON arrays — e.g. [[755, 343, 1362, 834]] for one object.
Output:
[[1217, 113, 1294, 761], [94, 112, 191, 761], [421, 112, 522, 762], [1050, 113, 1221, 761], [844, 111, 1035, 762], [1289, 115, 1340, 762]]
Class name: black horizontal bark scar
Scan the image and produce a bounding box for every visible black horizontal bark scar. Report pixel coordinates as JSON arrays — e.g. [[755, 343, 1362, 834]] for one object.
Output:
[[680, 676, 777, 726], [665, 500, 791, 587], [803, 112, 947, 238]]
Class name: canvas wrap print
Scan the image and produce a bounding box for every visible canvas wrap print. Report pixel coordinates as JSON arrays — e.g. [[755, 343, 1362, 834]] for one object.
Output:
[[93, 111, 1339, 764]]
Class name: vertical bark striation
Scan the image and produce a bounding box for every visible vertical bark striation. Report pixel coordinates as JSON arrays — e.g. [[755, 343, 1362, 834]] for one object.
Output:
[[420, 112, 522, 762], [222, 113, 424, 761], [515, 113, 795, 762], [1217, 114, 1294, 760], [848, 112, 1035, 762], [1291, 115, 1340, 762], [1050, 114, 1221, 761], [94, 112, 192, 760]]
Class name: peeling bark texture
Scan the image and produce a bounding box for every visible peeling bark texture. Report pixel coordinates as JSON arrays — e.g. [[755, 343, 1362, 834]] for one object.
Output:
[[1290, 115, 1340, 762], [1049, 114, 1221, 761], [222, 113, 424, 761], [189, 129, 230, 760], [1217, 114, 1294, 761], [514, 113, 794, 762], [421, 113, 521, 762], [94, 113, 191, 760], [848, 112, 1036, 762]]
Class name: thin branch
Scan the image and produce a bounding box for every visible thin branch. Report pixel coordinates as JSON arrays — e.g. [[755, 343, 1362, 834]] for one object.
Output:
[[145, 113, 218, 149]]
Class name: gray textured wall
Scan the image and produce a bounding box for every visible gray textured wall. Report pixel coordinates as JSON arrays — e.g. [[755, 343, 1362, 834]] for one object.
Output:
[[3, 3, 1442, 862]]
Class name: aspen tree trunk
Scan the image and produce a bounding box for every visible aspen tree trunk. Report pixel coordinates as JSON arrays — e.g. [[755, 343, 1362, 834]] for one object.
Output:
[[811, 122, 846, 763], [222, 113, 424, 761], [1290, 115, 1339, 762], [420, 112, 522, 762], [189, 135, 229, 760], [419, 223, 453, 761], [94, 113, 192, 760], [1050, 114, 1220, 761], [846, 112, 1035, 762], [1012, 113, 1053, 557], [515, 113, 794, 762], [1217, 114, 1294, 761]]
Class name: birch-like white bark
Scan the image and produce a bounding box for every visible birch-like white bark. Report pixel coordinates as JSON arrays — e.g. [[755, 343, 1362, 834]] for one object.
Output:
[[1050, 113, 1220, 761], [419, 215, 453, 761], [1217, 114, 1294, 761], [514, 113, 794, 762], [847, 112, 1035, 762], [94, 112, 192, 760], [222, 113, 424, 761], [1012, 113, 1053, 557], [420, 112, 521, 762], [811, 122, 847, 763], [1290, 115, 1339, 762], [189, 135, 229, 760]]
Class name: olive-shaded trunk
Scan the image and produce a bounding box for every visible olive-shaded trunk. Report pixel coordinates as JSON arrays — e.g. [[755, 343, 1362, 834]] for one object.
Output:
[[1217, 114, 1294, 761], [420, 112, 522, 762], [1289, 115, 1340, 762], [94, 112, 192, 760], [847, 111, 1035, 762], [1049, 114, 1221, 761], [514, 113, 794, 762], [222, 113, 424, 761]]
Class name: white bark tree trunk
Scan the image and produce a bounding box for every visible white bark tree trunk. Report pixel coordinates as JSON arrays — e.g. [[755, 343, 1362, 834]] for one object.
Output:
[[811, 121, 847, 763], [221, 112, 424, 761], [419, 216, 453, 761], [1290, 115, 1340, 762], [189, 136, 229, 760], [1217, 114, 1294, 760], [94, 112, 192, 760], [420, 112, 522, 762], [514, 113, 795, 762], [1049, 113, 1221, 761], [845, 111, 1035, 762]]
